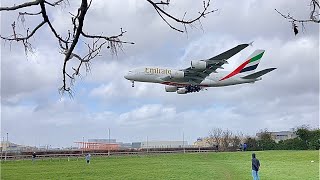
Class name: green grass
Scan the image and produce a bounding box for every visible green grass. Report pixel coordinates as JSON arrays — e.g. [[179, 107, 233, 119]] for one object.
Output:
[[1, 150, 319, 180]]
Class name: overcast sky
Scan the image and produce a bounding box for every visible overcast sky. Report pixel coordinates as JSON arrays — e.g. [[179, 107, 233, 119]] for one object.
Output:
[[1, 0, 319, 148]]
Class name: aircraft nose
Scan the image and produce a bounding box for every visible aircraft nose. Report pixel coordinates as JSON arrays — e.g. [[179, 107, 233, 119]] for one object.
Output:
[[124, 72, 132, 80], [124, 74, 129, 80]]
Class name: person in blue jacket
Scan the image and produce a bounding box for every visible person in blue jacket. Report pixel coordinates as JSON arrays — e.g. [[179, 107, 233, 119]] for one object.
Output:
[[252, 153, 260, 180], [85, 153, 91, 164]]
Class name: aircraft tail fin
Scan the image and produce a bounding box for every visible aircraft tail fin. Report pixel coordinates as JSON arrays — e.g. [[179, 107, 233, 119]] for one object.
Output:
[[241, 68, 276, 79], [239, 49, 265, 74], [219, 50, 266, 81]]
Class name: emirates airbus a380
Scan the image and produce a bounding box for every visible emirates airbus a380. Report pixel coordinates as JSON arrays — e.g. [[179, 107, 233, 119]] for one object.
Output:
[[124, 42, 276, 94]]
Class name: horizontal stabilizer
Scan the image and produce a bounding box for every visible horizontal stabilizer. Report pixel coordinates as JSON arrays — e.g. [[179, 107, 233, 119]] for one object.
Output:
[[241, 68, 276, 79]]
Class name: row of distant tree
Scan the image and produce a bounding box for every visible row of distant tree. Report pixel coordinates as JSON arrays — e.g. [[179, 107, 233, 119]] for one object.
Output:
[[206, 128, 242, 151], [206, 126, 320, 151], [245, 126, 320, 151]]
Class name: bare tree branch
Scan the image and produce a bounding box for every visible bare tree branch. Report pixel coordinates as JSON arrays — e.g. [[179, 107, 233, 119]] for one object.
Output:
[[275, 0, 319, 35], [147, 0, 217, 33], [44, 0, 66, 7], [19, 11, 42, 16], [1, 0, 215, 95], [81, 29, 134, 45], [208, 128, 223, 147], [0, 1, 40, 11], [1, 21, 46, 41], [39, 1, 69, 43], [154, 7, 184, 32], [154, 0, 170, 5]]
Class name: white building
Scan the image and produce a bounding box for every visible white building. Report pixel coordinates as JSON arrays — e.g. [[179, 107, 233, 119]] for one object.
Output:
[[0, 141, 37, 152], [256, 131, 297, 143], [88, 139, 116, 143], [140, 141, 188, 149]]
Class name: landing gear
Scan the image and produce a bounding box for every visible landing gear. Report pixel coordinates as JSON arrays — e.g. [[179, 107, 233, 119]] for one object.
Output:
[[131, 81, 135, 87], [185, 85, 201, 93]]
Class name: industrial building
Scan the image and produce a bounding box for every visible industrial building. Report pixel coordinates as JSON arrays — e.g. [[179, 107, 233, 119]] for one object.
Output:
[[0, 141, 37, 153], [88, 139, 116, 143], [132, 142, 142, 149], [77, 139, 190, 150], [139, 141, 189, 149], [75, 139, 120, 151], [256, 131, 297, 143]]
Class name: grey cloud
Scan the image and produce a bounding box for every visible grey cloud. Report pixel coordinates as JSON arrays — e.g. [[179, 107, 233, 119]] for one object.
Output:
[[1, 47, 61, 103]]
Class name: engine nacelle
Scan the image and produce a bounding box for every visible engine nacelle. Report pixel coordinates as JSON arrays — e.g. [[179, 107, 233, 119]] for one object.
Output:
[[165, 85, 178, 92], [177, 88, 187, 94], [191, 60, 207, 70], [170, 70, 185, 78]]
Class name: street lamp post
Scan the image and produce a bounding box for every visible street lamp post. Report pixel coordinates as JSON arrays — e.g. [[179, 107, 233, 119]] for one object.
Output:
[[82, 136, 84, 154], [183, 132, 185, 154], [1, 137, 3, 161], [147, 136, 149, 153], [108, 128, 110, 144], [5, 133, 8, 161], [108, 128, 110, 157]]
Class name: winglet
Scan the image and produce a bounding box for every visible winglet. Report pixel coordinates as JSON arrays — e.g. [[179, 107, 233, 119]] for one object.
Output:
[[249, 41, 254, 46]]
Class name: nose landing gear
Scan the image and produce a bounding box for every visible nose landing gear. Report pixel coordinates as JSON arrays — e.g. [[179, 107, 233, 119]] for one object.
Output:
[[131, 81, 135, 87]]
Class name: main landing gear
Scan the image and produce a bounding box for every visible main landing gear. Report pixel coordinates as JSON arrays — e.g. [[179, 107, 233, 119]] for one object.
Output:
[[131, 81, 135, 87], [185, 85, 201, 93]]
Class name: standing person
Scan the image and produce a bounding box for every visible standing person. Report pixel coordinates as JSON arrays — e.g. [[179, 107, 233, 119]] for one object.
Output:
[[85, 153, 91, 164], [243, 143, 247, 151], [252, 153, 260, 180], [32, 152, 36, 164]]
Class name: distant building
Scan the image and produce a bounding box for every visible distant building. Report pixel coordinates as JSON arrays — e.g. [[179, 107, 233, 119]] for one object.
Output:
[[193, 136, 245, 148], [74, 138, 119, 150], [140, 141, 188, 149], [0, 141, 37, 152], [132, 142, 142, 149], [88, 139, 116, 143], [118, 142, 132, 149], [256, 131, 297, 143], [193, 137, 211, 147], [74, 142, 119, 151]]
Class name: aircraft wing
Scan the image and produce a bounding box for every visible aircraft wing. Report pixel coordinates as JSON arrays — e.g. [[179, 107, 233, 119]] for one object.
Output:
[[181, 43, 251, 84]]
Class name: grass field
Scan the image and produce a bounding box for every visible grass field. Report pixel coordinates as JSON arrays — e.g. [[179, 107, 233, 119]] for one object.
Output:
[[1, 150, 319, 180]]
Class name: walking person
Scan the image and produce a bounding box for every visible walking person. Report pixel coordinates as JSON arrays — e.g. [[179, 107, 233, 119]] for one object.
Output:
[[243, 143, 247, 151], [252, 153, 260, 180], [85, 153, 91, 164], [32, 152, 36, 164]]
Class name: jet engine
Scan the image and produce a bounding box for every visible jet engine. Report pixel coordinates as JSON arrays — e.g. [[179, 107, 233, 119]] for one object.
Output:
[[191, 60, 207, 70], [165, 85, 178, 92], [170, 70, 185, 78], [177, 88, 187, 94]]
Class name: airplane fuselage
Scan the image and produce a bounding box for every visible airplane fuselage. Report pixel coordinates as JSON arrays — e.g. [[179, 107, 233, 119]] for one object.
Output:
[[124, 67, 260, 87]]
